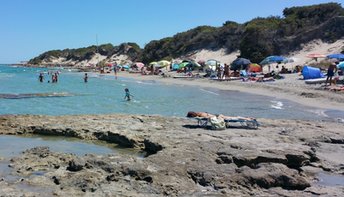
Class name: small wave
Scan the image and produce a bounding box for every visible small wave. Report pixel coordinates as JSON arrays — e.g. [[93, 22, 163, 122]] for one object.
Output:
[[0, 92, 75, 99], [199, 88, 219, 96], [270, 100, 284, 110], [337, 118, 344, 123], [133, 100, 141, 103], [0, 73, 14, 79], [136, 81, 155, 85], [310, 109, 329, 117]]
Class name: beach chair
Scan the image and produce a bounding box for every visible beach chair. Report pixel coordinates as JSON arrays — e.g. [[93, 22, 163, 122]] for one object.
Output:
[[194, 117, 209, 127], [191, 116, 259, 129], [224, 117, 259, 129]]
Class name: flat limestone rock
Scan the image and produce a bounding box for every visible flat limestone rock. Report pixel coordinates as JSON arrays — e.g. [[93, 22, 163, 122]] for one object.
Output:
[[0, 114, 343, 196]]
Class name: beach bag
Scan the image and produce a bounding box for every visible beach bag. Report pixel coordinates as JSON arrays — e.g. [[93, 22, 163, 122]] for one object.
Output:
[[209, 116, 226, 130]]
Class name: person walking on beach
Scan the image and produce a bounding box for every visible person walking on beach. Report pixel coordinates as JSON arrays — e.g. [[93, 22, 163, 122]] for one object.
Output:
[[38, 72, 44, 82], [84, 73, 88, 83], [326, 62, 338, 86], [124, 88, 133, 101]]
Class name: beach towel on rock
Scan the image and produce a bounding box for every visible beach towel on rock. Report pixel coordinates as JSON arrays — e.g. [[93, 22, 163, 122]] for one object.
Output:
[[209, 116, 226, 130]]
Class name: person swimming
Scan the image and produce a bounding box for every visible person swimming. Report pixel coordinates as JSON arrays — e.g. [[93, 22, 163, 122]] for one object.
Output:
[[124, 88, 133, 101]]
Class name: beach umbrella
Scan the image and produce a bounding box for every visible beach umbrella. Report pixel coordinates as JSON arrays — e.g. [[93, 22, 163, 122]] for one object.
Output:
[[149, 61, 158, 66], [133, 62, 144, 70], [282, 57, 295, 64], [337, 61, 344, 70], [205, 59, 219, 67], [327, 54, 344, 61], [205, 59, 219, 71], [192, 62, 202, 68], [156, 60, 171, 68], [260, 56, 286, 65], [172, 63, 180, 70], [230, 58, 251, 70], [307, 53, 326, 58], [248, 63, 262, 72], [178, 62, 190, 69]]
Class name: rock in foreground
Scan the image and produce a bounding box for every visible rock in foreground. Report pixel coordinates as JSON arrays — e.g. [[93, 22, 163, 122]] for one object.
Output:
[[0, 114, 344, 196]]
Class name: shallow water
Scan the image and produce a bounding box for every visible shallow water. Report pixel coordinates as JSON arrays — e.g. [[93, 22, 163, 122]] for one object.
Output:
[[0, 134, 141, 192], [0, 135, 139, 158], [317, 172, 344, 186], [1, 64, 343, 121]]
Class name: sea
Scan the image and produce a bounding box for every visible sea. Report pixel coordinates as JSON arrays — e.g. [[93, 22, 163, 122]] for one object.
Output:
[[0, 64, 343, 121]]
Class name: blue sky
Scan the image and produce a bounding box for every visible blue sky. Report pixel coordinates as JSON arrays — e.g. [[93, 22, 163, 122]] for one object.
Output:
[[0, 0, 342, 63]]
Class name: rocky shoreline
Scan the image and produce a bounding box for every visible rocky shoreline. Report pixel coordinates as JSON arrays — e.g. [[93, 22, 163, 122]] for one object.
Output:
[[0, 114, 344, 196]]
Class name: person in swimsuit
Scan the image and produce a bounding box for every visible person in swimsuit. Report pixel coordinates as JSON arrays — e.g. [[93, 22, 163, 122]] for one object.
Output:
[[124, 88, 133, 101], [326, 63, 338, 86], [38, 73, 44, 82], [84, 73, 88, 83]]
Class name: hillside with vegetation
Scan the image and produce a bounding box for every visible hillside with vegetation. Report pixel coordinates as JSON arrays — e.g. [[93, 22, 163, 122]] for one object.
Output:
[[29, 43, 141, 66], [29, 3, 344, 65]]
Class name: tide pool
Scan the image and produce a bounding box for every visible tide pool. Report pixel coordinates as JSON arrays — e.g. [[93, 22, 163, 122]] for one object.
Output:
[[0, 64, 343, 121]]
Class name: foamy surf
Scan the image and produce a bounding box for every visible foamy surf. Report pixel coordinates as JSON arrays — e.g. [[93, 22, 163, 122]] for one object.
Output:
[[0, 92, 75, 99], [270, 100, 284, 109], [136, 81, 155, 85], [199, 88, 219, 96], [310, 109, 329, 117]]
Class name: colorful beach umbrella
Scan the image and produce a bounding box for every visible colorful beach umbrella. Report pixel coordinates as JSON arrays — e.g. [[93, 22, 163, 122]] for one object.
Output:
[[157, 60, 171, 68], [178, 62, 190, 69], [149, 62, 158, 66], [306, 53, 326, 58], [248, 63, 262, 72], [133, 62, 144, 70]]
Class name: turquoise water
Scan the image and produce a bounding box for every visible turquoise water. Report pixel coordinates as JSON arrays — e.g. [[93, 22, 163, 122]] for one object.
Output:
[[0, 64, 343, 121], [0, 135, 138, 157]]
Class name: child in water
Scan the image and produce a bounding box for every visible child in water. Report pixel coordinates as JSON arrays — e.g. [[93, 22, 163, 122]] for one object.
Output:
[[84, 73, 88, 83], [124, 88, 133, 101]]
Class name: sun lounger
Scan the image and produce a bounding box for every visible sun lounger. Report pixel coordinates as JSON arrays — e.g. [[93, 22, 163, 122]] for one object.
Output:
[[193, 117, 209, 127], [191, 116, 259, 129], [224, 117, 259, 129]]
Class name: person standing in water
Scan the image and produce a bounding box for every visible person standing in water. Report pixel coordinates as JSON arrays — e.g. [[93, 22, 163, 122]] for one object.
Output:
[[113, 62, 118, 79], [84, 73, 88, 83], [38, 72, 44, 82], [124, 88, 133, 101]]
